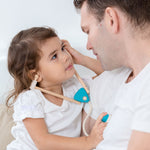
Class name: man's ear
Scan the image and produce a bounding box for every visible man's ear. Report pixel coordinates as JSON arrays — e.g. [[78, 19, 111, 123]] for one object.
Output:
[[28, 69, 42, 82], [104, 7, 120, 34]]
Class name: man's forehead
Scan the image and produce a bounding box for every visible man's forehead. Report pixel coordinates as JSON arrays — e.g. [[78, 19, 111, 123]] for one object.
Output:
[[80, 1, 89, 18], [80, 10, 97, 31], [80, 3, 91, 28], [81, 15, 90, 32]]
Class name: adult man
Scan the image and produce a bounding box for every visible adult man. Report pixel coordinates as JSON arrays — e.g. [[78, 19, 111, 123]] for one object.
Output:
[[74, 0, 150, 150]]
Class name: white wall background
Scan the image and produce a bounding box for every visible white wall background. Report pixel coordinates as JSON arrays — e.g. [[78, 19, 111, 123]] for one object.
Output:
[[0, 0, 96, 103]]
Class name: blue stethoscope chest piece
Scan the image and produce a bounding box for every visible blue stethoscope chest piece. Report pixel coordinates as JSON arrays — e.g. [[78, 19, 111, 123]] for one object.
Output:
[[74, 88, 90, 103]]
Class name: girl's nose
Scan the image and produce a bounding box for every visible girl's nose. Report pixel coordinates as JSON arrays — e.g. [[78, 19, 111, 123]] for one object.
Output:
[[62, 50, 70, 62]]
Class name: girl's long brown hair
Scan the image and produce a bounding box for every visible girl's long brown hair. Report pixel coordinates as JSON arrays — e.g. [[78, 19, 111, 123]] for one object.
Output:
[[6, 27, 57, 107]]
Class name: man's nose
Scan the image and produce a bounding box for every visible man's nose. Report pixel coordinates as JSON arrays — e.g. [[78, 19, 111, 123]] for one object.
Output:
[[86, 41, 93, 50]]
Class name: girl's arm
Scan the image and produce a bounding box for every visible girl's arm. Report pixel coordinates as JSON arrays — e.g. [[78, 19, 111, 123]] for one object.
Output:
[[23, 113, 106, 150], [62, 40, 103, 75], [81, 55, 103, 76]]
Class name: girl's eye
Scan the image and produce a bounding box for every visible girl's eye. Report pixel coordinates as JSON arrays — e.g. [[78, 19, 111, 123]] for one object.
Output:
[[61, 45, 65, 51], [52, 54, 57, 60]]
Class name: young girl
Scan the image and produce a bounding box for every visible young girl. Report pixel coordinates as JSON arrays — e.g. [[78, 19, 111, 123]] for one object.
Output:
[[6, 27, 106, 150]]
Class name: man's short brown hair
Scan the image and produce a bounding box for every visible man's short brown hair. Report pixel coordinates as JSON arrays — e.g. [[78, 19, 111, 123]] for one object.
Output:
[[74, 0, 150, 27]]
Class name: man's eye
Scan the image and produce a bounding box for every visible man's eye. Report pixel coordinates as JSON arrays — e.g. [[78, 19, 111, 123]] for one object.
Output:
[[52, 54, 57, 60]]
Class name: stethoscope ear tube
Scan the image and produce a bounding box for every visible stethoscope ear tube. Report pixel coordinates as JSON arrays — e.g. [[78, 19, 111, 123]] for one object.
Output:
[[83, 101, 93, 136]]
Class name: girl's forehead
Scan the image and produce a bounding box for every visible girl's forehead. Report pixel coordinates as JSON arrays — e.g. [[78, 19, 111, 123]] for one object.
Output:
[[40, 37, 60, 47], [40, 37, 62, 53], [46, 37, 61, 45]]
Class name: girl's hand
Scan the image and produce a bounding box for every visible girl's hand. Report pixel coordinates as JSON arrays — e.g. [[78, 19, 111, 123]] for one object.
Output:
[[87, 112, 108, 148], [62, 39, 103, 75], [62, 39, 85, 65]]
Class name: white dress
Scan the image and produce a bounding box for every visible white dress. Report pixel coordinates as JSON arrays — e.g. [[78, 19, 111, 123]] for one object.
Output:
[[7, 77, 91, 150]]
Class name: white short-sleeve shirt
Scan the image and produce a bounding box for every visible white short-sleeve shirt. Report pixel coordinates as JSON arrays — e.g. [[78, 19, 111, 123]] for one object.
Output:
[[7, 77, 91, 150], [85, 63, 150, 150]]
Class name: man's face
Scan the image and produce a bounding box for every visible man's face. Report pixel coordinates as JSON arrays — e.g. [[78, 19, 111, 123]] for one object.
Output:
[[80, 2, 124, 70]]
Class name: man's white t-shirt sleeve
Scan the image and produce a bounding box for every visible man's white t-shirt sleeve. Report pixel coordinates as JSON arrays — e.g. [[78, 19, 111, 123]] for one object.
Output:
[[13, 90, 44, 122]]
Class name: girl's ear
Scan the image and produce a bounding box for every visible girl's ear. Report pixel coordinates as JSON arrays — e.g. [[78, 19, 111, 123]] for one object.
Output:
[[28, 69, 42, 82], [28, 69, 36, 80], [36, 72, 42, 82]]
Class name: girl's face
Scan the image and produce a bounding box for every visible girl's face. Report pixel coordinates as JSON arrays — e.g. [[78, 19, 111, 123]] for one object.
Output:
[[37, 37, 75, 88]]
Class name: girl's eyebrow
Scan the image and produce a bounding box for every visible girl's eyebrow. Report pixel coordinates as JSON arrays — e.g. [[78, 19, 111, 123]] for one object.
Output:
[[61, 41, 64, 46], [48, 50, 57, 58], [48, 42, 64, 58]]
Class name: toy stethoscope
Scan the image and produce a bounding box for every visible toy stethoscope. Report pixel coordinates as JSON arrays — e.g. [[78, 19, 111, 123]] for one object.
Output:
[[30, 70, 110, 136]]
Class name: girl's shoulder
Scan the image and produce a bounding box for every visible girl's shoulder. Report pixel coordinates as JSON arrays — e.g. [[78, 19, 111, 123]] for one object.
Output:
[[15, 89, 43, 106], [13, 89, 45, 122]]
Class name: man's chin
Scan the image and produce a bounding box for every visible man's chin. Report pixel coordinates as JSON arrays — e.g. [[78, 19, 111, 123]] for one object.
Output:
[[103, 64, 122, 71], [96, 54, 101, 62]]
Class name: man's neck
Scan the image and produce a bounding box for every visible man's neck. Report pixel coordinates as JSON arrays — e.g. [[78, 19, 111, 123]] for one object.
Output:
[[125, 37, 150, 81]]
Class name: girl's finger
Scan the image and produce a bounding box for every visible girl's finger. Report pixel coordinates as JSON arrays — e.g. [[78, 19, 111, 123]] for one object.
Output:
[[95, 112, 108, 126]]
